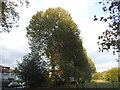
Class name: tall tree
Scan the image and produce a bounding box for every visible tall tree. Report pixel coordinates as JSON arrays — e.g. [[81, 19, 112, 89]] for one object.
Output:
[[102, 67, 119, 82], [92, 72, 103, 80], [0, 0, 29, 32], [17, 52, 49, 87], [83, 47, 96, 74], [27, 7, 95, 82]]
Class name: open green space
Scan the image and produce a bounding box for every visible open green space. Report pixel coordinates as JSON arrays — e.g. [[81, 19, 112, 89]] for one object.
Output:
[[2, 1, 120, 89], [91, 80, 110, 83], [57, 82, 119, 88]]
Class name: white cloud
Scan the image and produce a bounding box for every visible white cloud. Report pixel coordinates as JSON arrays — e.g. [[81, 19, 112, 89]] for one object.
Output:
[[96, 61, 118, 72], [0, 19, 30, 68]]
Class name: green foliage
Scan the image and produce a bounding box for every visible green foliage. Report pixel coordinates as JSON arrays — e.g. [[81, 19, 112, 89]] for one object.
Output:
[[92, 67, 119, 82], [83, 47, 96, 74], [102, 67, 118, 82], [78, 47, 96, 80], [18, 52, 49, 87], [102, 70, 111, 81], [92, 72, 103, 80], [26, 7, 96, 82]]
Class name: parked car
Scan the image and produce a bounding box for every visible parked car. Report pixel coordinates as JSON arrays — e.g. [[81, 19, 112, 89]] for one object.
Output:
[[7, 81, 20, 88], [19, 82, 25, 86]]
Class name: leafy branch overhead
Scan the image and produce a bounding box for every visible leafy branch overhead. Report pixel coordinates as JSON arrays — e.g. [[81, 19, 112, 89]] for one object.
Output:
[[94, 0, 120, 53], [0, 0, 29, 33]]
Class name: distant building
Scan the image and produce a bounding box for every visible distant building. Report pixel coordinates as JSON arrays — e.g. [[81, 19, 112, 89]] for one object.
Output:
[[0, 65, 19, 82]]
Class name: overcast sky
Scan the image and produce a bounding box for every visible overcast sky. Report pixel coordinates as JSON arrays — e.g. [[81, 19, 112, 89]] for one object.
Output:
[[0, 0, 118, 72]]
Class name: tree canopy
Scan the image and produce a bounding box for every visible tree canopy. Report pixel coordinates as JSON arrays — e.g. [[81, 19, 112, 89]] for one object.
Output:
[[18, 52, 49, 87], [102, 67, 119, 82], [92, 67, 119, 82], [25, 7, 96, 84], [92, 72, 103, 80]]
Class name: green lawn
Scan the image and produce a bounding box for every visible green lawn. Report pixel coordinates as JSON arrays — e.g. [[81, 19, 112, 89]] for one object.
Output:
[[91, 80, 110, 83], [57, 80, 119, 88]]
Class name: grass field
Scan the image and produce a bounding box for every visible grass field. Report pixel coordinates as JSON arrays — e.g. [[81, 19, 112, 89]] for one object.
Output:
[[4, 80, 120, 90], [58, 82, 119, 88], [91, 80, 110, 83], [57, 80, 119, 88]]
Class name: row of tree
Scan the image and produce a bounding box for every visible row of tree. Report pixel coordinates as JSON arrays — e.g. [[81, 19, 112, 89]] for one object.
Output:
[[92, 67, 119, 82], [17, 7, 96, 87]]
